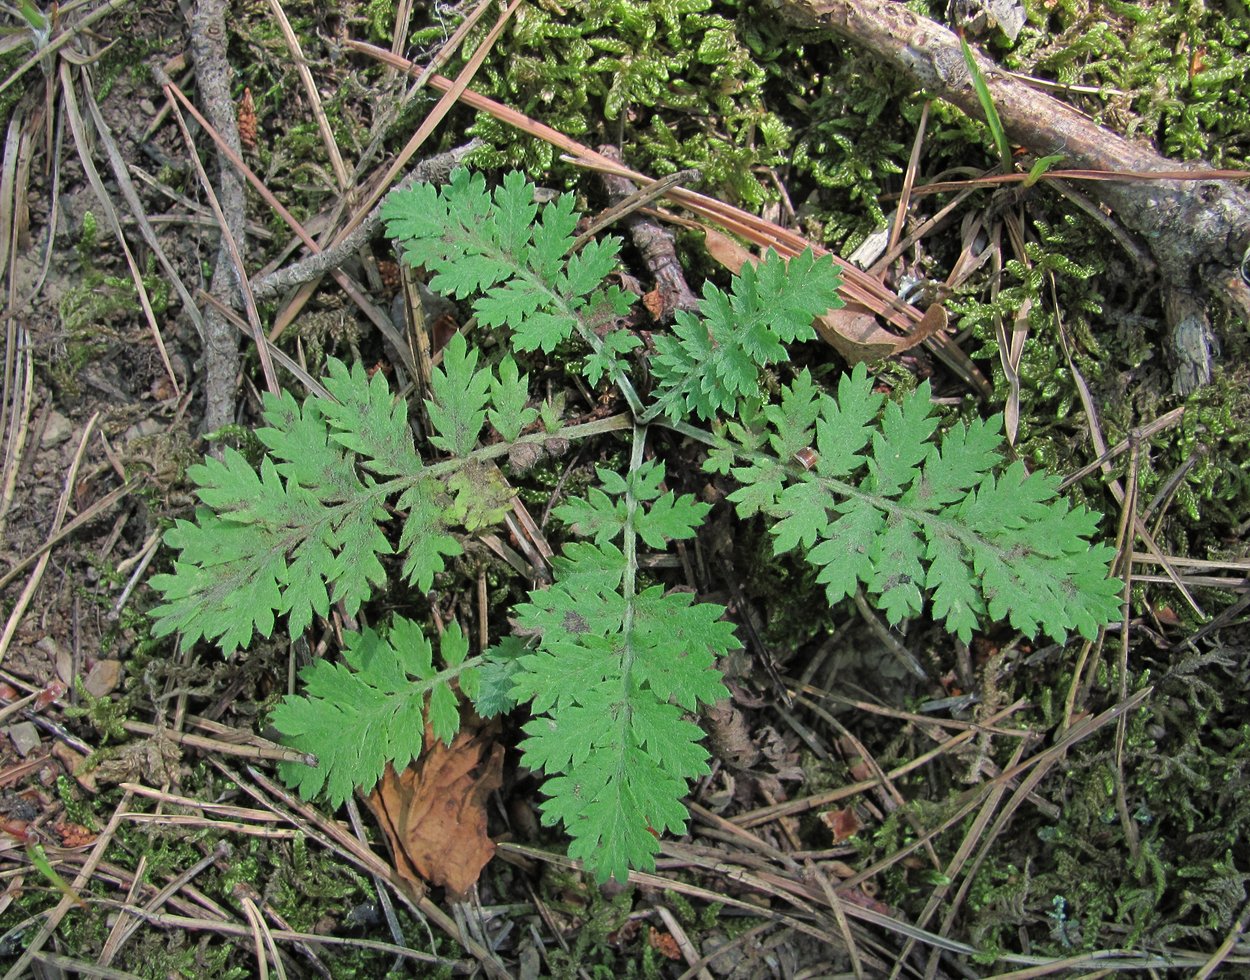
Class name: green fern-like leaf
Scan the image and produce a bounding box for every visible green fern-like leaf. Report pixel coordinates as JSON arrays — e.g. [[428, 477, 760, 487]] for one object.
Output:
[[428, 332, 491, 457], [382, 168, 634, 360], [650, 248, 843, 421], [272, 618, 477, 807], [150, 358, 470, 654], [553, 460, 708, 549], [150, 166, 1124, 891], [717, 364, 1121, 643], [511, 542, 735, 882], [511, 463, 734, 882]]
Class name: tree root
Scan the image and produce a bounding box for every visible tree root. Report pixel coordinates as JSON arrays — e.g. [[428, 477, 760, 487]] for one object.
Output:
[[766, 0, 1250, 393], [595, 145, 701, 318]]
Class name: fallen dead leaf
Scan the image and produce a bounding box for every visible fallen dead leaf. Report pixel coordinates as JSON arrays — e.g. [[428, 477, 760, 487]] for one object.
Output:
[[364, 716, 503, 901], [818, 806, 863, 843], [701, 226, 757, 274], [648, 927, 682, 961], [816, 302, 948, 364], [642, 287, 665, 320]]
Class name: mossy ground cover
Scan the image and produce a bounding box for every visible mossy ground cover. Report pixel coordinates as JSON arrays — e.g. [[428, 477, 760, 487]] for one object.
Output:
[[1, 0, 1247, 975]]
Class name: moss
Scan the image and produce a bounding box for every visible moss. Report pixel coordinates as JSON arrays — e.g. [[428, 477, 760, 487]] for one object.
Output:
[[1006, 0, 1250, 167]]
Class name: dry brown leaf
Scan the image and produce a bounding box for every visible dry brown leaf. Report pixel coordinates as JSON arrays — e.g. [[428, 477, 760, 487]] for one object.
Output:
[[818, 806, 863, 843], [364, 718, 503, 900], [648, 927, 683, 960], [642, 287, 665, 320], [816, 302, 948, 364], [701, 226, 758, 274]]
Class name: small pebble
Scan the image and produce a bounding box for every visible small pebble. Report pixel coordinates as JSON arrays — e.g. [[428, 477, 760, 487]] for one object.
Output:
[[41, 411, 73, 448], [7, 722, 41, 757], [83, 659, 123, 698]]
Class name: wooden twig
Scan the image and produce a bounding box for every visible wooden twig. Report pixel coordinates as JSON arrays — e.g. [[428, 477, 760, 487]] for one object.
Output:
[[186, 0, 250, 430], [248, 143, 479, 301]]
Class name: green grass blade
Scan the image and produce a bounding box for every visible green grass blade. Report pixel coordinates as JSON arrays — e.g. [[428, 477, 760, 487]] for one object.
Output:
[[960, 34, 1013, 171]]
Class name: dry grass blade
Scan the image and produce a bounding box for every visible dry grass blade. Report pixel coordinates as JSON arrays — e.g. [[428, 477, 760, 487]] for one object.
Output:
[[924, 688, 1154, 965], [197, 288, 331, 400], [1058, 406, 1185, 492], [0, 0, 131, 99], [98, 843, 230, 968], [0, 115, 25, 290], [254, 0, 494, 336], [57, 62, 180, 393], [996, 213, 1029, 444], [732, 699, 1029, 828], [802, 695, 943, 869], [1111, 435, 1142, 859], [1048, 291, 1203, 625], [78, 70, 204, 342], [265, 0, 350, 192], [0, 410, 99, 663], [886, 99, 929, 265], [807, 864, 866, 979], [409, 0, 496, 91], [119, 720, 315, 765], [0, 479, 134, 592], [674, 923, 781, 980], [161, 87, 279, 395], [905, 165, 1250, 198], [503, 839, 841, 948], [1, 790, 134, 980], [0, 325, 32, 539], [95, 905, 469, 968], [571, 168, 702, 251], [151, 71, 470, 375], [1193, 898, 1250, 979], [28, 953, 141, 980], [660, 906, 716, 978], [239, 891, 275, 980], [228, 763, 511, 979], [909, 739, 1029, 980], [340, 0, 524, 242]]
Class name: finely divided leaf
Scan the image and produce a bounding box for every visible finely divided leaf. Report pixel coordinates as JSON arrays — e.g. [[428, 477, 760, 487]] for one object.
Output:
[[149, 447, 337, 654], [273, 617, 474, 807], [427, 332, 490, 457], [396, 479, 463, 591], [511, 541, 737, 881], [723, 369, 1120, 643], [489, 356, 538, 442], [382, 169, 512, 298], [151, 355, 468, 655], [651, 248, 843, 421], [814, 364, 883, 479], [555, 461, 709, 550], [318, 359, 421, 476], [385, 168, 627, 367]]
